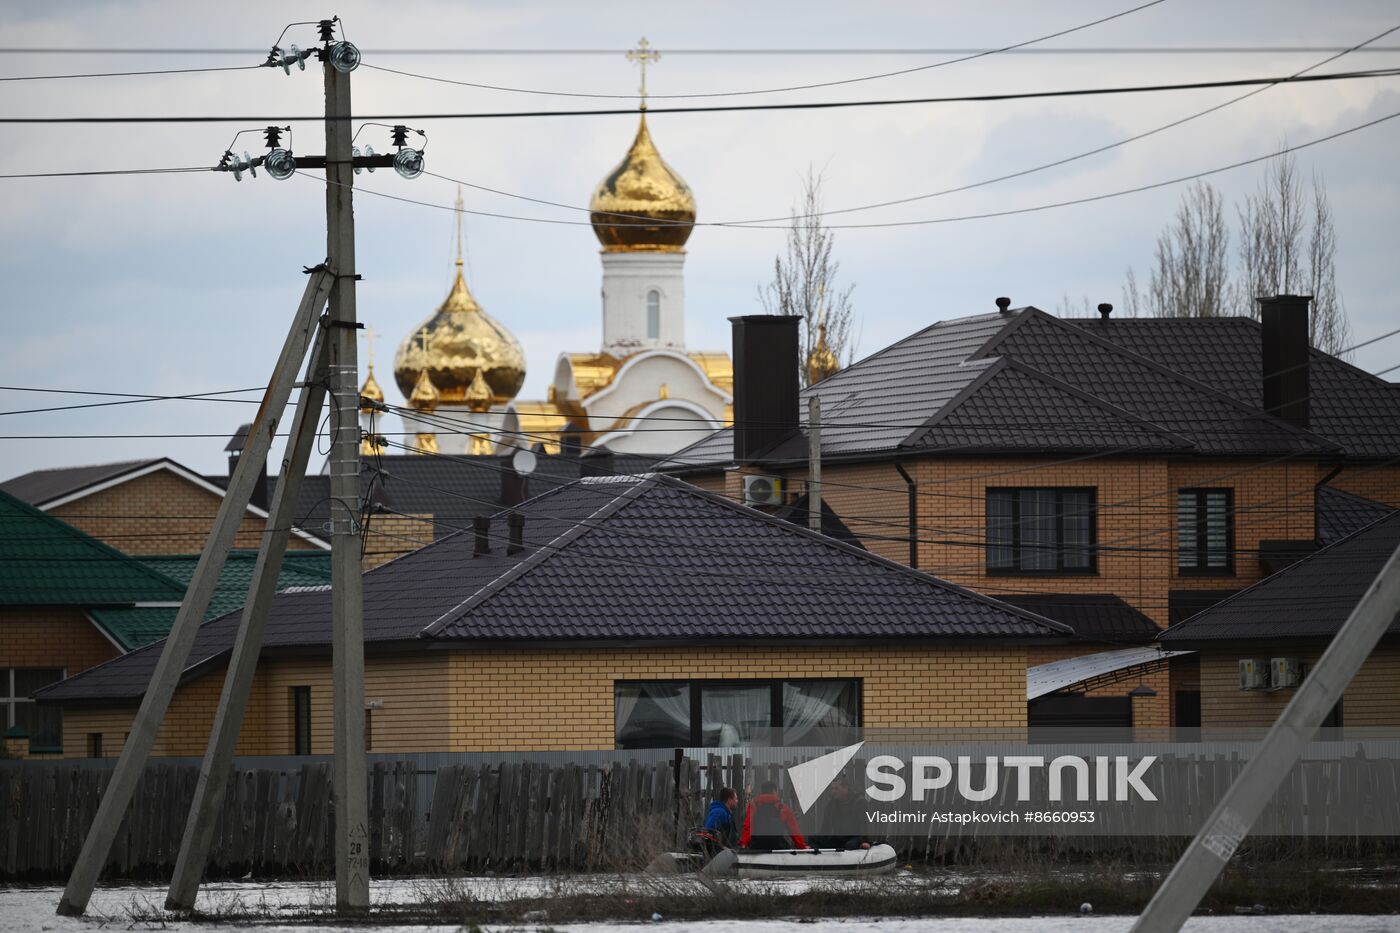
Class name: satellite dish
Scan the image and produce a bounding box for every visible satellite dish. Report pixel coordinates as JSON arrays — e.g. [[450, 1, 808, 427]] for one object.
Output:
[[511, 448, 538, 476]]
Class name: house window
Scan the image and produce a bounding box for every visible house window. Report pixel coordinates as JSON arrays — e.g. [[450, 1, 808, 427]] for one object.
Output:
[[291, 686, 312, 755], [615, 679, 860, 748], [986, 488, 1096, 573], [87, 732, 103, 758], [365, 708, 373, 752], [0, 668, 65, 753], [646, 290, 661, 339], [1178, 488, 1234, 575]]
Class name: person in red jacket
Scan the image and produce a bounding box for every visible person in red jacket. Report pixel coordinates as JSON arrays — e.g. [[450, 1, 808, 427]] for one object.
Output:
[[740, 781, 807, 850]]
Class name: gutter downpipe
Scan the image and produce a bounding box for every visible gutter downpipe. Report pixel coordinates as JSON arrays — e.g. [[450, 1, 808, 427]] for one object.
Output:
[[894, 460, 918, 569]]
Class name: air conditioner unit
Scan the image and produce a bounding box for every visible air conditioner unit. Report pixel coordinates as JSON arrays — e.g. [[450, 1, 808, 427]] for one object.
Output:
[[742, 473, 783, 507], [1270, 657, 1303, 690], [1238, 658, 1269, 691]]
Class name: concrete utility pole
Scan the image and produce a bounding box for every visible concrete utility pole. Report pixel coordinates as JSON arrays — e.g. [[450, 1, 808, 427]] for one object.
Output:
[[165, 331, 329, 910], [324, 52, 371, 913], [1131, 539, 1400, 932], [808, 395, 822, 532], [56, 268, 333, 918]]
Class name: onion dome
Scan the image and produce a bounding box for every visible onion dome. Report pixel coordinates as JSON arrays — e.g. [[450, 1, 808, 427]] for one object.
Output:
[[358, 368, 385, 412], [408, 368, 440, 411], [806, 322, 840, 385], [590, 114, 695, 253], [394, 259, 526, 407]]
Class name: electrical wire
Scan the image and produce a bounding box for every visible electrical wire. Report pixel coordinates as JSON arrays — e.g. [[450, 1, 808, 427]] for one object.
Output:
[[422, 22, 1400, 227], [358, 0, 1171, 101], [0, 167, 210, 179], [0, 63, 262, 82], [0, 387, 264, 417], [7, 46, 1400, 56], [328, 105, 1400, 231], [6, 66, 1398, 123]]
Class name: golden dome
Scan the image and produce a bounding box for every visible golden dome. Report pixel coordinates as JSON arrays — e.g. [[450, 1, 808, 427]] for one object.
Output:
[[408, 368, 440, 410], [807, 322, 840, 385], [358, 367, 385, 411], [394, 260, 526, 407], [590, 114, 695, 253]]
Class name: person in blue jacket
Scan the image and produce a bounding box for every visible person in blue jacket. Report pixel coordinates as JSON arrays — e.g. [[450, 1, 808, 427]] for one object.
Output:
[[701, 786, 739, 849]]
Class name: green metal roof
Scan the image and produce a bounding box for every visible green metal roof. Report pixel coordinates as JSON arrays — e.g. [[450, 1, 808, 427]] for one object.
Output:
[[0, 489, 186, 606], [89, 550, 332, 650]]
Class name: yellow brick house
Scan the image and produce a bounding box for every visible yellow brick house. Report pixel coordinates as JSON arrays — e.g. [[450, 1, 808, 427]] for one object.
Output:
[[38, 474, 1071, 755]]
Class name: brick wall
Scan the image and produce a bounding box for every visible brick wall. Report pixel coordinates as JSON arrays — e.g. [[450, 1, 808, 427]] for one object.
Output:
[[1328, 466, 1400, 510], [1198, 644, 1400, 727], [49, 469, 322, 556], [360, 512, 435, 572], [447, 645, 1028, 751], [62, 653, 452, 758], [0, 607, 119, 676]]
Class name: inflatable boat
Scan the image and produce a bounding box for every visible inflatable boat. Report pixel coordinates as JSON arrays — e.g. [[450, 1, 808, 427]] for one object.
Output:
[[734, 844, 898, 878]]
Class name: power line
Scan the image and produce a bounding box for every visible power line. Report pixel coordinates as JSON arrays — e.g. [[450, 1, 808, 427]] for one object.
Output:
[[6, 46, 1400, 56], [5, 66, 1397, 123], [0, 387, 264, 417], [0, 63, 261, 82], [360, 0, 1169, 101], [332, 106, 1400, 231], [435, 23, 1400, 226], [0, 167, 209, 179]]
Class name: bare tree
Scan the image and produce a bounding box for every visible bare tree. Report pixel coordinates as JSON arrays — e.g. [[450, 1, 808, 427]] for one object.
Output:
[[1129, 181, 1232, 319], [759, 167, 857, 385], [1125, 153, 1351, 354]]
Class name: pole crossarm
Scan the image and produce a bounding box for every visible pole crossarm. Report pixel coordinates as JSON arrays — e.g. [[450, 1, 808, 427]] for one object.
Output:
[[1131, 539, 1400, 932], [165, 325, 332, 911], [56, 265, 333, 918]]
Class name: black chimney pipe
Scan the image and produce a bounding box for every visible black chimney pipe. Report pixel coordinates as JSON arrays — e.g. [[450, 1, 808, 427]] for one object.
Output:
[[507, 512, 525, 555], [1259, 294, 1312, 431], [500, 456, 529, 508], [730, 315, 800, 464], [473, 516, 490, 557], [224, 422, 269, 511]]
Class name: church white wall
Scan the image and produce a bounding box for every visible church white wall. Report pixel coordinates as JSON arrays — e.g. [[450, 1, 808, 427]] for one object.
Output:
[[596, 400, 721, 456], [584, 351, 727, 426], [600, 251, 686, 354]]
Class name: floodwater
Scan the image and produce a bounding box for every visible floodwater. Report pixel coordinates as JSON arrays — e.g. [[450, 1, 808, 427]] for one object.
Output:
[[1, 880, 1397, 932]]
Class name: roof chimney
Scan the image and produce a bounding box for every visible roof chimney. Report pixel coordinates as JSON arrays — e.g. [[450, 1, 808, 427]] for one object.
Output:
[[1259, 294, 1311, 431], [995, 297, 1012, 315], [224, 422, 269, 511], [507, 512, 525, 555], [730, 315, 800, 463], [1098, 302, 1113, 320], [473, 515, 490, 557]]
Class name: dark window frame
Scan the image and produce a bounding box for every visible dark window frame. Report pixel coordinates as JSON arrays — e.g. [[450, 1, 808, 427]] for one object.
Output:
[[291, 686, 312, 756], [614, 677, 863, 748], [1177, 487, 1235, 576], [985, 487, 1098, 575], [1, 666, 66, 753]]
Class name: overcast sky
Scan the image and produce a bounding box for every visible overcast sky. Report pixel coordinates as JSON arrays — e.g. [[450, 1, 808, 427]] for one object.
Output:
[[3, 0, 1398, 480]]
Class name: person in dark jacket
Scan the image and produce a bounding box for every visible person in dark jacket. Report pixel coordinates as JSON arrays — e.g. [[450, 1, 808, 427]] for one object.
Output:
[[809, 774, 871, 850], [701, 786, 739, 848], [740, 781, 807, 850]]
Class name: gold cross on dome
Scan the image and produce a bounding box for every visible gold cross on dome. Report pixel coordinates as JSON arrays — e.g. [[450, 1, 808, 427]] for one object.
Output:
[[417, 326, 431, 355], [363, 325, 377, 370], [626, 37, 661, 109]]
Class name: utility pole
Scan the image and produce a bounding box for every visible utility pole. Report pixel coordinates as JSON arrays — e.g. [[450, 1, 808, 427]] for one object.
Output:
[[323, 26, 370, 911], [1131, 540, 1400, 932], [808, 395, 822, 532]]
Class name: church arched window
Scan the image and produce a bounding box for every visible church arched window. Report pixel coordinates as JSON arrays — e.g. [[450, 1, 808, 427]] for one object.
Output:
[[646, 290, 661, 339]]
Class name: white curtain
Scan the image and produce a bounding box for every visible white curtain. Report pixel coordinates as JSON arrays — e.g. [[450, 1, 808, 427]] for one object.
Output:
[[783, 681, 855, 745], [615, 682, 691, 747], [701, 685, 771, 747]]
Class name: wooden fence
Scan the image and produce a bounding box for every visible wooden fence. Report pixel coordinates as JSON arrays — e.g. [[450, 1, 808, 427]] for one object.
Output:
[[2, 751, 1397, 880]]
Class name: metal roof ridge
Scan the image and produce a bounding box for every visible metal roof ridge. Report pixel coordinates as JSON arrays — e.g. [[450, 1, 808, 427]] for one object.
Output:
[[419, 475, 660, 639]]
